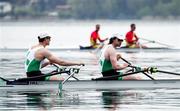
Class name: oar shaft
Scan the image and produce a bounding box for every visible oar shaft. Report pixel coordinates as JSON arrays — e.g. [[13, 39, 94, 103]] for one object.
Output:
[[0, 77, 9, 82], [139, 38, 172, 47], [62, 71, 76, 84], [157, 70, 180, 76], [120, 57, 137, 68], [142, 72, 155, 80], [121, 57, 131, 65]]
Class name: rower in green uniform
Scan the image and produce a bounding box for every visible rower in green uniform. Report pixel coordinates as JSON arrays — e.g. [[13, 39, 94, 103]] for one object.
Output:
[[99, 36, 141, 80], [25, 33, 84, 81]]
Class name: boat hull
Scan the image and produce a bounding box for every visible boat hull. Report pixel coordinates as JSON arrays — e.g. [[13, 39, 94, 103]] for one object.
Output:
[[0, 81, 61, 91], [63, 79, 180, 90], [0, 79, 180, 91]]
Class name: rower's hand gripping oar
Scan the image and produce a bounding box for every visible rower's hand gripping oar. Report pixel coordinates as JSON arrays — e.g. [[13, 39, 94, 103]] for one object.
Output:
[[120, 57, 155, 80]]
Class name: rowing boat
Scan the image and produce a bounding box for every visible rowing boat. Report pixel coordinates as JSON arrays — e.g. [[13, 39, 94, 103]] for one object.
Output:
[[79, 45, 175, 52], [0, 63, 180, 92], [79, 45, 170, 50], [79, 37, 174, 51], [0, 79, 180, 91], [1, 47, 179, 53]]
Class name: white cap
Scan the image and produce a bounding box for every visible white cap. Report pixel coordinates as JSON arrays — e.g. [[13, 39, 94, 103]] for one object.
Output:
[[38, 33, 51, 39]]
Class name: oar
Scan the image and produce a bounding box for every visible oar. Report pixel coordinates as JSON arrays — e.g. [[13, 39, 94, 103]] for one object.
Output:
[[0, 77, 9, 82], [139, 37, 173, 48], [120, 57, 155, 80], [120, 57, 132, 66], [156, 70, 180, 76], [142, 72, 155, 80]]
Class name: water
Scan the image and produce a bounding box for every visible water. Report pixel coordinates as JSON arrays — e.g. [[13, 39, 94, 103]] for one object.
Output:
[[0, 49, 180, 110], [1, 89, 180, 111], [1, 20, 180, 49], [1, 21, 180, 110]]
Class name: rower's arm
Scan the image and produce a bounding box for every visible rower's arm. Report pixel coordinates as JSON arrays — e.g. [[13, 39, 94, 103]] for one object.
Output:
[[43, 49, 83, 66], [98, 36, 104, 42], [98, 37, 108, 42], [41, 61, 50, 68], [134, 33, 139, 41], [109, 50, 128, 70]]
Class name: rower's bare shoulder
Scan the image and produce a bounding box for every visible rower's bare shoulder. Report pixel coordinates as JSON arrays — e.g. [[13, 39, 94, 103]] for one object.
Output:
[[31, 44, 39, 49], [39, 48, 50, 55], [107, 46, 116, 53]]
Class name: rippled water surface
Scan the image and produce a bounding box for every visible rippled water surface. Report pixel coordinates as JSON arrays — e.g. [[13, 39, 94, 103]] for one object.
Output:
[[0, 49, 180, 111]]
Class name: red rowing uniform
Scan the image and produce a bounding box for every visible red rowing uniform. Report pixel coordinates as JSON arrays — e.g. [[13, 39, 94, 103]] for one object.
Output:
[[126, 31, 138, 44], [90, 30, 104, 48]]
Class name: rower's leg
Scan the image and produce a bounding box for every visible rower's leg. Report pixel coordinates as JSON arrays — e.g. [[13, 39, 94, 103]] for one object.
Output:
[[49, 75, 64, 81], [123, 75, 142, 80]]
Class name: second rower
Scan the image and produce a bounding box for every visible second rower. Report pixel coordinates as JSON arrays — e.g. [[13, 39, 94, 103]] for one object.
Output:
[[99, 36, 141, 80]]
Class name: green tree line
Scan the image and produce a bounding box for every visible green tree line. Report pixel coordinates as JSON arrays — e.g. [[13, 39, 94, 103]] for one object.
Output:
[[64, 0, 180, 19], [3, 0, 180, 20]]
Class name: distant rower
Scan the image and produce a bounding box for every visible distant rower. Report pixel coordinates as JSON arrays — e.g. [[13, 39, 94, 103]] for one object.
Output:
[[90, 24, 108, 48], [125, 24, 146, 48]]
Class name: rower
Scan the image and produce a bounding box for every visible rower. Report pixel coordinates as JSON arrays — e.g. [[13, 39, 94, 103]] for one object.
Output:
[[90, 24, 108, 48], [99, 36, 141, 80], [25, 33, 84, 81], [125, 23, 147, 48]]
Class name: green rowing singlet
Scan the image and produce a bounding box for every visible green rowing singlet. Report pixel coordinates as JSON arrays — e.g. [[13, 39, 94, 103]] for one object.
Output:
[[25, 46, 44, 73], [99, 45, 122, 80], [99, 45, 113, 72]]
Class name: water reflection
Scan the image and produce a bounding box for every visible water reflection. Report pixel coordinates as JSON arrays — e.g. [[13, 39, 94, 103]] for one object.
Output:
[[102, 91, 120, 110], [22, 92, 52, 110], [0, 91, 59, 110]]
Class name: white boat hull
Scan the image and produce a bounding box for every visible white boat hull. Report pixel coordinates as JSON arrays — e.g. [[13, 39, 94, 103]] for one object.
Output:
[[0, 79, 180, 91], [63, 80, 180, 90], [0, 81, 60, 91]]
